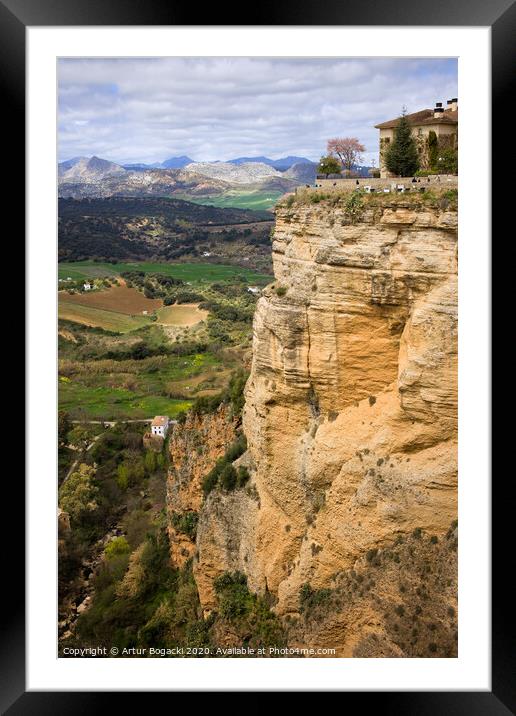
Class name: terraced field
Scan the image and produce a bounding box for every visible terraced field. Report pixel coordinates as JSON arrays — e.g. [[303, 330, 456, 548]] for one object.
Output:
[[60, 283, 163, 314], [58, 301, 152, 333]]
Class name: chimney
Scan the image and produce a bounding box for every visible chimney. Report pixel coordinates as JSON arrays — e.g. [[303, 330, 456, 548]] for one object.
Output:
[[434, 102, 444, 119], [447, 97, 458, 112]]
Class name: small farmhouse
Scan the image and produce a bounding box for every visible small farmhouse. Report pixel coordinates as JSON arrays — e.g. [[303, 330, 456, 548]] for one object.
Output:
[[151, 415, 170, 438], [83, 282, 92, 291], [247, 286, 260, 294], [375, 98, 458, 177]]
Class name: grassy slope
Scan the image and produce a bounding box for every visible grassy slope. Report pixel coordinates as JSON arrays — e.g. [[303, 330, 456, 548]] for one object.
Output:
[[59, 380, 192, 420], [177, 189, 283, 211], [58, 301, 153, 333]]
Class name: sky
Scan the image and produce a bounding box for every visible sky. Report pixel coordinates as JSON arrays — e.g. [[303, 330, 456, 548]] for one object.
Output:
[[58, 57, 457, 166]]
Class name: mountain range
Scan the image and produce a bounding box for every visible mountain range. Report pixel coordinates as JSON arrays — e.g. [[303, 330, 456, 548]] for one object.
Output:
[[57, 155, 319, 201], [115, 155, 313, 171]]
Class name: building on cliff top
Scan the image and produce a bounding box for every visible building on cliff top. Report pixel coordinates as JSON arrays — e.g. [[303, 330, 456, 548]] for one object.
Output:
[[375, 99, 458, 178], [151, 415, 170, 438]]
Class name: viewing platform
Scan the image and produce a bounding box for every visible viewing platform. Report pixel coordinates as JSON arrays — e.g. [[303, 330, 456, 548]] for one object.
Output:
[[301, 174, 457, 194]]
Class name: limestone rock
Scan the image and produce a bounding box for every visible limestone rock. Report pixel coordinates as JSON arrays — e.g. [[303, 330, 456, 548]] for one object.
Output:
[[195, 198, 457, 626]]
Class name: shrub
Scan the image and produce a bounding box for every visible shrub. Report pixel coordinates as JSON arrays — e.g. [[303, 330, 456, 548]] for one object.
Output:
[[105, 536, 131, 560], [171, 511, 199, 540], [275, 285, 287, 297], [220, 463, 237, 491], [299, 582, 333, 613], [201, 434, 248, 496], [236, 466, 250, 487], [214, 572, 251, 619], [344, 190, 365, 224]]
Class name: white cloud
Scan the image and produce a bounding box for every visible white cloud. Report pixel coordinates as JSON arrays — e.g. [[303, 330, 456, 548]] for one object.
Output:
[[58, 57, 458, 165]]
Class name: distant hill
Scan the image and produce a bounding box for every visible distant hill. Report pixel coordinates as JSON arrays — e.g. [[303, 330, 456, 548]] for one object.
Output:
[[122, 156, 194, 170], [284, 161, 317, 183], [182, 161, 286, 185], [59, 156, 126, 182], [58, 196, 274, 270], [58, 155, 305, 202], [228, 155, 313, 171], [161, 155, 194, 169]]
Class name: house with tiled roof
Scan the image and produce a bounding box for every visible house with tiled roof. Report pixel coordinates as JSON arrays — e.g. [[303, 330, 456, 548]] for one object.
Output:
[[151, 415, 170, 438], [375, 99, 458, 177]]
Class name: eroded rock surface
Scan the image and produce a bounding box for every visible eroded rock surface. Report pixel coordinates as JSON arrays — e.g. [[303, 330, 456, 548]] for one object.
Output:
[[195, 198, 457, 626]]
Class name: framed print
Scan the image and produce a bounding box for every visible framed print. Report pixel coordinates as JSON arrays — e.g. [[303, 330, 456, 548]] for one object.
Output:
[[5, 0, 511, 707]]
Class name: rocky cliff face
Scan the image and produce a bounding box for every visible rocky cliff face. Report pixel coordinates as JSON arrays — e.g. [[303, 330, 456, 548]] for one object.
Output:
[[194, 192, 458, 631], [167, 406, 237, 568]]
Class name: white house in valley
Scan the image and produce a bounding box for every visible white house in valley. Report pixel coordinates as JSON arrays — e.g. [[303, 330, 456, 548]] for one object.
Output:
[[151, 415, 170, 438]]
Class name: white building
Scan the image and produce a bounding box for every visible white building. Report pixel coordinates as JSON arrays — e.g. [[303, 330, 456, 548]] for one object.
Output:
[[247, 286, 260, 294], [83, 282, 92, 291], [151, 415, 170, 438]]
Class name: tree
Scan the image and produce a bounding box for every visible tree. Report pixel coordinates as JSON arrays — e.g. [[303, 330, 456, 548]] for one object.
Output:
[[67, 425, 90, 450], [384, 109, 420, 176], [317, 155, 342, 178], [116, 463, 129, 490], [427, 130, 439, 170], [59, 463, 99, 523], [327, 137, 366, 173], [437, 148, 458, 174]]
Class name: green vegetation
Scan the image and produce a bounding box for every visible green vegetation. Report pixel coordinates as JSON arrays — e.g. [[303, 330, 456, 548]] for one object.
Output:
[[436, 148, 458, 174], [58, 196, 273, 265], [59, 381, 191, 421], [299, 583, 333, 613], [178, 189, 283, 211], [343, 190, 365, 224], [202, 433, 248, 496], [58, 260, 271, 286], [170, 511, 199, 540], [213, 572, 285, 649], [59, 463, 99, 524], [58, 301, 153, 333], [384, 109, 420, 177], [317, 155, 342, 178]]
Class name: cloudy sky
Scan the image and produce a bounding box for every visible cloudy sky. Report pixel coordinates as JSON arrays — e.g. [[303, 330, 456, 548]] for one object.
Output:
[[58, 57, 457, 166]]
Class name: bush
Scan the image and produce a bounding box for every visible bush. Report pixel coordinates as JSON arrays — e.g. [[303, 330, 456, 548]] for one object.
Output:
[[275, 285, 287, 297], [214, 572, 250, 618], [201, 434, 247, 496], [299, 582, 333, 613], [105, 536, 131, 560], [220, 463, 237, 491], [171, 511, 199, 540], [344, 190, 365, 224]]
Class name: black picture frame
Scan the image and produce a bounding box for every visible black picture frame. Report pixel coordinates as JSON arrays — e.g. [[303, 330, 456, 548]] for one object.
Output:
[[7, 0, 509, 708]]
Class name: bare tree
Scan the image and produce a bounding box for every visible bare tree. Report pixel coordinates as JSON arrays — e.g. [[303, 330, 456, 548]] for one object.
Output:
[[327, 137, 366, 173]]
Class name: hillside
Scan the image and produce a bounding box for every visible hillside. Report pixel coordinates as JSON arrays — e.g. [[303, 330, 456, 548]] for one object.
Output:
[[58, 196, 274, 270], [58, 156, 302, 206]]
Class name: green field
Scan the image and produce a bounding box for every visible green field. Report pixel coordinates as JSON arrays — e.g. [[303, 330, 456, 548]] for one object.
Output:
[[177, 190, 283, 211], [58, 300, 153, 333], [59, 380, 192, 420], [58, 261, 272, 285], [58, 349, 230, 420]]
